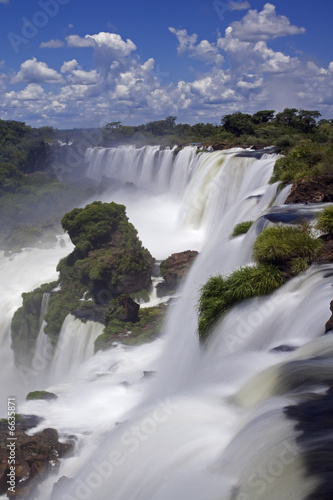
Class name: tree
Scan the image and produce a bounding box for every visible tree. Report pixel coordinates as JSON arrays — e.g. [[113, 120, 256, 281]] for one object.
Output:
[[274, 108, 298, 127], [252, 110, 275, 124], [221, 112, 254, 137]]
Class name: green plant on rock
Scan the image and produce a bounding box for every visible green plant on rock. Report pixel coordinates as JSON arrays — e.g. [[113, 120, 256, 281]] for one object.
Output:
[[315, 205, 333, 235], [198, 264, 284, 341], [252, 223, 322, 276], [230, 221, 254, 238]]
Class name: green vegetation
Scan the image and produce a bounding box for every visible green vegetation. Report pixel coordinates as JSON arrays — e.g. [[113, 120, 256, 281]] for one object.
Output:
[[198, 264, 284, 341], [316, 205, 333, 235], [230, 221, 254, 238], [95, 303, 167, 351], [0, 119, 92, 251], [26, 391, 57, 401], [271, 142, 333, 184], [11, 282, 57, 365], [11, 201, 154, 354], [252, 224, 322, 276], [198, 221, 323, 341]]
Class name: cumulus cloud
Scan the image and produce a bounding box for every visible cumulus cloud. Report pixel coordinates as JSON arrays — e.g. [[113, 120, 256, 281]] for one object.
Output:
[[229, 3, 305, 42], [61, 60, 79, 73], [67, 69, 99, 85], [40, 39, 65, 49], [11, 58, 63, 84], [6, 84, 45, 101], [169, 27, 223, 64]]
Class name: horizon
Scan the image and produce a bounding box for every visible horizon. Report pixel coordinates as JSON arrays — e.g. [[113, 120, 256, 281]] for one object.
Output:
[[0, 0, 332, 129]]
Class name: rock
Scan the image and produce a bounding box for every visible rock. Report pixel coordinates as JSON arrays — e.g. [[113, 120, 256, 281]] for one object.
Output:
[[285, 176, 333, 204], [0, 419, 73, 497], [325, 300, 333, 333], [26, 391, 58, 401], [157, 250, 198, 297], [317, 239, 333, 264], [270, 345, 297, 353], [108, 295, 140, 323]]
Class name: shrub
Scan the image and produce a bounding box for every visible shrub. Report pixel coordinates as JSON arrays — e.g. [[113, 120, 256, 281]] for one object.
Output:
[[198, 264, 284, 341], [316, 205, 333, 235], [230, 221, 254, 238], [252, 224, 322, 275]]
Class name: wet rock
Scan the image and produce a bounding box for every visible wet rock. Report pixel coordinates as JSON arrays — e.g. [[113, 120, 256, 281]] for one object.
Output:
[[108, 295, 140, 323], [0, 420, 73, 497], [270, 345, 297, 353], [26, 391, 58, 401], [325, 300, 333, 333], [157, 250, 198, 297], [285, 176, 333, 204]]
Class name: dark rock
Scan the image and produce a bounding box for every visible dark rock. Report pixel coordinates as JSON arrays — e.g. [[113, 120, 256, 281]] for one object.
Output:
[[0, 422, 73, 497], [109, 295, 140, 323], [157, 250, 198, 297], [285, 176, 333, 204], [270, 345, 297, 353], [325, 300, 333, 333], [317, 240, 333, 265]]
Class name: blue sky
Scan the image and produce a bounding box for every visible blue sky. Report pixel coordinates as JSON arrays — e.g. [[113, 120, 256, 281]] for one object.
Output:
[[0, 0, 332, 128]]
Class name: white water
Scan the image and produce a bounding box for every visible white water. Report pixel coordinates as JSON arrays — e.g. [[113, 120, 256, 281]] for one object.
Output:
[[0, 146, 331, 500]]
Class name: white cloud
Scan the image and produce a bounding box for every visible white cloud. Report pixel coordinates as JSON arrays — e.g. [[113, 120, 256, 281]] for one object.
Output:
[[11, 58, 63, 84], [61, 60, 79, 73], [169, 27, 223, 64], [6, 84, 45, 101], [229, 3, 305, 42], [67, 69, 99, 85], [40, 39, 65, 49], [66, 35, 95, 48], [228, 1, 250, 10], [66, 32, 137, 59], [0, 0, 9, 4]]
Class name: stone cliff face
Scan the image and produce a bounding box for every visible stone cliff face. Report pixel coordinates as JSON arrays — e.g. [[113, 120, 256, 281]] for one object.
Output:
[[156, 250, 199, 297], [285, 176, 333, 204]]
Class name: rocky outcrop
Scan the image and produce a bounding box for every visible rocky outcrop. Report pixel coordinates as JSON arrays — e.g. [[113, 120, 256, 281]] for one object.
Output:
[[325, 300, 333, 333], [107, 295, 140, 323], [0, 415, 73, 498], [285, 176, 333, 204], [156, 250, 198, 297]]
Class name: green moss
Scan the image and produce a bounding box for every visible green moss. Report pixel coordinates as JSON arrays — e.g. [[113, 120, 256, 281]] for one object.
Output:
[[26, 391, 57, 401], [198, 264, 284, 341], [95, 304, 167, 351], [230, 221, 254, 238], [316, 205, 333, 235], [11, 281, 57, 365], [252, 223, 322, 275]]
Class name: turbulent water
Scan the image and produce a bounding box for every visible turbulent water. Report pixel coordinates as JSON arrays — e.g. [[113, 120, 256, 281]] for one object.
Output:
[[0, 145, 332, 500]]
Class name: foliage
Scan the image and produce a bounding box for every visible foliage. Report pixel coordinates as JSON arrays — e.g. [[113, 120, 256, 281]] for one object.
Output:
[[230, 221, 254, 238], [11, 282, 57, 365], [26, 391, 57, 401], [221, 112, 255, 137], [252, 224, 322, 276], [315, 205, 333, 235], [95, 304, 167, 351], [198, 264, 284, 341], [271, 142, 333, 184]]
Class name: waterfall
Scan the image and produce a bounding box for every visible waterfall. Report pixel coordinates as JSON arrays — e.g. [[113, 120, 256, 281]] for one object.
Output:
[[1, 146, 331, 500]]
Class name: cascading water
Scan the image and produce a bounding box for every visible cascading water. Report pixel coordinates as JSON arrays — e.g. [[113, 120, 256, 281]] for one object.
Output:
[[1, 146, 331, 500]]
